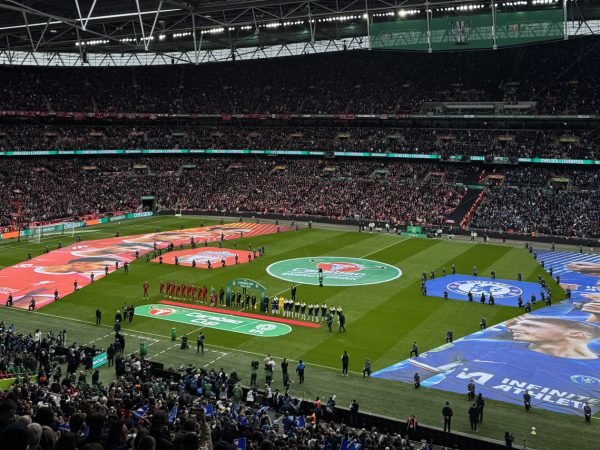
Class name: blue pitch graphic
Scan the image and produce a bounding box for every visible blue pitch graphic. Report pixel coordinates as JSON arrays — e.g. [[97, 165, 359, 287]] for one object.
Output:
[[376, 250, 600, 416], [537, 250, 600, 301], [425, 275, 543, 307]]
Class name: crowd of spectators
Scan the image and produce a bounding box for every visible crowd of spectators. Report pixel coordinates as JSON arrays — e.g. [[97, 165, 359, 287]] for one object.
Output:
[[0, 157, 472, 227], [1, 37, 599, 115], [2, 124, 598, 159], [1, 155, 598, 237], [499, 166, 600, 188], [0, 323, 446, 450], [469, 187, 600, 238]]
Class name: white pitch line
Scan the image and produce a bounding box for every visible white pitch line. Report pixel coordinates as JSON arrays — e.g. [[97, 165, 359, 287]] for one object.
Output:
[[5, 308, 171, 339], [147, 342, 181, 361], [203, 351, 229, 368], [84, 332, 114, 346], [360, 236, 410, 258]]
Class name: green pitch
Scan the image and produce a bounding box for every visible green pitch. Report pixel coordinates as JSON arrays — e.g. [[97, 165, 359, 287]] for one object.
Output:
[[0, 215, 597, 450]]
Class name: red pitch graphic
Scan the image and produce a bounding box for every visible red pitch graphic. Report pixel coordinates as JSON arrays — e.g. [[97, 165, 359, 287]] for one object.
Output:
[[149, 307, 176, 316], [0, 223, 290, 309], [152, 247, 253, 269]]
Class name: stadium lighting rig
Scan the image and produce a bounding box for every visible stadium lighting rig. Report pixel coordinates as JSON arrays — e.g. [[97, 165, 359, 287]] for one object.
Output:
[[0, 0, 590, 66]]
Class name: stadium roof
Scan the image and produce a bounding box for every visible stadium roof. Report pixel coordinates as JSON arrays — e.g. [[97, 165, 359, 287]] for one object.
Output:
[[0, 0, 596, 65]]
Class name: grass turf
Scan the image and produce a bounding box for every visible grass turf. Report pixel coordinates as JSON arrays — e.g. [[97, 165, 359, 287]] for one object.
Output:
[[0, 215, 598, 450]]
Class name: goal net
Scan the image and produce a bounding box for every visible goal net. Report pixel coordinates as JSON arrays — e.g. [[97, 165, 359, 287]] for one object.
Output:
[[28, 224, 75, 243]]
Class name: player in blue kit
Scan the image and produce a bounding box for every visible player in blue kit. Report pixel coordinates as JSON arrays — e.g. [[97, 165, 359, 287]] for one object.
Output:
[[321, 303, 328, 322]]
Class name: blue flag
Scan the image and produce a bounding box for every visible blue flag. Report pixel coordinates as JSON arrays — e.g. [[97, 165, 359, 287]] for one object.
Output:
[[133, 405, 148, 419], [294, 415, 305, 428], [234, 438, 247, 450], [203, 404, 214, 416], [340, 438, 361, 450], [256, 406, 270, 416], [168, 405, 178, 424]]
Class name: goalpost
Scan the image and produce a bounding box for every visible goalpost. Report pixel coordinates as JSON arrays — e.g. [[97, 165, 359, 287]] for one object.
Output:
[[28, 223, 75, 243]]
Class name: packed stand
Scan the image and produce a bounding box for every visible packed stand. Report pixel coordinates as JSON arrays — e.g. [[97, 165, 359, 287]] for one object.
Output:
[[0, 323, 447, 450], [1, 155, 597, 237], [0, 157, 470, 227], [0, 37, 599, 115], [469, 187, 600, 238], [2, 124, 599, 159]]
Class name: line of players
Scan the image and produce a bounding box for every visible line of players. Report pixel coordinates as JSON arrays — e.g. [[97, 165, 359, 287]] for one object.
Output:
[[159, 279, 344, 323], [159, 280, 223, 305], [271, 298, 342, 323]]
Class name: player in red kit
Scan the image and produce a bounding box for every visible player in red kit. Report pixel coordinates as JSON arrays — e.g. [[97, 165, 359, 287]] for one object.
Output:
[[202, 285, 207, 302], [143, 281, 149, 299], [187, 284, 193, 300], [159, 280, 165, 296]]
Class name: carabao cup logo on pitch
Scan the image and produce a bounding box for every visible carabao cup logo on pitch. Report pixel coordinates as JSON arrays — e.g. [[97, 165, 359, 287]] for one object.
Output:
[[267, 256, 402, 286], [315, 261, 363, 273], [149, 307, 175, 316], [447, 280, 522, 298]]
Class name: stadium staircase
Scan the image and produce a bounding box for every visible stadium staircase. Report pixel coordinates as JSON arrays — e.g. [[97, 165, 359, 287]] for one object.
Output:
[[447, 186, 484, 225]]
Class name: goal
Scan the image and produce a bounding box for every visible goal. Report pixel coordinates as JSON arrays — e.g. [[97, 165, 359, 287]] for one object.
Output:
[[28, 223, 75, 243]]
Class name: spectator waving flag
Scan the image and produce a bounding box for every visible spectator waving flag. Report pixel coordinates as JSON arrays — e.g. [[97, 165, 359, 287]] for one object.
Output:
[[340, 437, 349, 450], [256, 405, 270, 416], [167, 405, 178, 424], [133, 405, 148, 419], [294, 415, 306, 428], [340, 438, 362, 450], [234, 438, 247, 450]]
